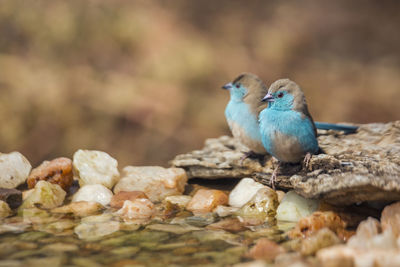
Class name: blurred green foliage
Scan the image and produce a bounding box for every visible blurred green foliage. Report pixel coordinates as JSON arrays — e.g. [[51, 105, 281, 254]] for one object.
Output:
[[0, 0, 399, 167]]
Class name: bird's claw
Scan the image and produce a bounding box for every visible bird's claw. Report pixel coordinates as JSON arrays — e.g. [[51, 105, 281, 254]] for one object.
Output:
[[303, 152, 312, 170]]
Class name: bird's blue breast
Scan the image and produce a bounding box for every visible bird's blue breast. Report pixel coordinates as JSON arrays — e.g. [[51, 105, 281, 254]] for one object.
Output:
[[225, 100, 262, 143], [259, 108, 319, 162]]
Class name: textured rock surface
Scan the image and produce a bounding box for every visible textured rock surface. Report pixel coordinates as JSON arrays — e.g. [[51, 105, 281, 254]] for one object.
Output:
[[171, 121, 400, 205], [72, 184, 113, 206], [0, 188, 22, 209], [20, 181, 66, 209]]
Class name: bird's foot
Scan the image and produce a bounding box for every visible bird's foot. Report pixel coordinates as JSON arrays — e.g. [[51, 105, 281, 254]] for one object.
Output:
[[240, 151, 265, 165], [303, 152, 312, 170], [270, 162, 281, 190]]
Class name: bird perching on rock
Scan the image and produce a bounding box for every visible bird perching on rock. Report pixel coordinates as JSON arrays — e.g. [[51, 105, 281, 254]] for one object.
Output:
[[222, 73, 269, 162], [222, 73, 358, 166], [259, 79, 319, 188]]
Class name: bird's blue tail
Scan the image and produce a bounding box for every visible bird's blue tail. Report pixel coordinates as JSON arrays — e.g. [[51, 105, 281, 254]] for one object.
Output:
[[315, 122, 358, 134]]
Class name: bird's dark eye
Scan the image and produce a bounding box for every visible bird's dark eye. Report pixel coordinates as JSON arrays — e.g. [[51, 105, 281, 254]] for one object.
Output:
[[277, 92, 284, 98], [235, 83, 240, 89]]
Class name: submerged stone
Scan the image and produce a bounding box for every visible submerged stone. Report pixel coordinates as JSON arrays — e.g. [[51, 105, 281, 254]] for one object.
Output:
[[146, 223, 201, 234], [300, 228, 342, 256], [115, 199, 155, 222], [245, 238, 285, 261], [51, 201, 104, 217], [74, 220, 120, 241], [114, 166, 187, 202], [0, 152, 31, 189], [72, 184, 113, 206], [73, 149, 120, 189], [110, 191, 148, 209], [236, 187, 278, 226], [186, 189, 228, 215]]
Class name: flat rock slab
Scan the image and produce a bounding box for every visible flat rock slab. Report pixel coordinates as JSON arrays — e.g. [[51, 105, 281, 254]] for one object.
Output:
[[171, 121, 400, 205]]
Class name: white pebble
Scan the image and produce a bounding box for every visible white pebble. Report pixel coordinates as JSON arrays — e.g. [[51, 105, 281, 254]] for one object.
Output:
[[229, 178, 266, 208], [73, 150, 120, 189], [72, 184, 113, 206], [276, 191, 319, 222], [0, 152, 31, 189]]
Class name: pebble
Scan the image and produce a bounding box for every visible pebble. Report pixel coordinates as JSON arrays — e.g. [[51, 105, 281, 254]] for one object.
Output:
[[237, 187, 279, 226], [300, 228, 341, 256], [72, 184, 113, 206], [27, 157, 73, 191], [289, 211, 347, 239], [115, 199, 155, 221], [186, 189, 228, 215], [206, 218, 247, 232], [74, 220, 120, 241], [276, 191, 319, 222], [146, 223, 201, 234], [0, 152, 31, 189], [113, 166, 187, 202], [0, 200, 11, 218], [228, 178, 265, 208], [51, 201, 104, 217], [0, 188, 21, 209], [20, 181, 66, 209], [213, 205, 239, 217], [110, 191, 148, 209], [73, 149, 120, 189], [245, 238, 285, 261], [164, 195, 192, 209], [381, 201, 400, 237]]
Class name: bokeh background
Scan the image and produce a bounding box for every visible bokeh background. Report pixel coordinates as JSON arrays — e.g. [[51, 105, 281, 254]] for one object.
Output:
[[1, 0, 399, 167]]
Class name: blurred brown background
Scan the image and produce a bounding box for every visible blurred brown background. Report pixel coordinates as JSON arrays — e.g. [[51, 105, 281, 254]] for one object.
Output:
[[1, 0, 399, 167]]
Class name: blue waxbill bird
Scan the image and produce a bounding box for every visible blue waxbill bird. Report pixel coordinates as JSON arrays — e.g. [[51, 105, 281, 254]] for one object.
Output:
[[259, 78, 319, 188], [222, 73, 358, 164], [222, 73, 269, 161]]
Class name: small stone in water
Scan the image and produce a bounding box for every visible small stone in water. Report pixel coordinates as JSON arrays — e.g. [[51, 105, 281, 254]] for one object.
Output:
[[73, 149, 120, 189], [214, 205, 240, 217], [0, 152, 31, 189], [276, 191, 319, 222], [20, 181, 66, 209], [146, 223, 201, 234], [51, 201, 104, 217], [289, 211, 347, 239], [0, 200, 11, 218], [72, 184, 113, 206], [113, 166, 187, 202], [116, 199, 155, 221], [74, 220, 120, 240], [27, 157, 73, 191], [229, 178, 266, 208], [164, 195, 192, 208], [300, 228, 341, 256], [206, 218, 247, 232], [246, 238, 285, 261], [0, 188, 22, 209], [236, 187, 279, 226], [110, 191, 148, 209], [186, 189, 228, 215]]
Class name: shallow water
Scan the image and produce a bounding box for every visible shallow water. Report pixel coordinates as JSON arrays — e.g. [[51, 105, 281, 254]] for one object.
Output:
[[0, 215, 295, 267]]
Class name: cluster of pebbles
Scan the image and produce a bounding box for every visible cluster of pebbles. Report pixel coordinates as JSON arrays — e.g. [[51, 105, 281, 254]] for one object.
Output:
[[0, 130, 399, 267]]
